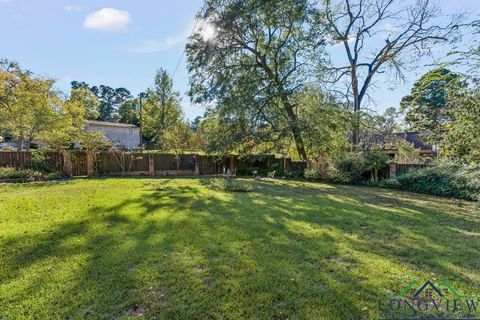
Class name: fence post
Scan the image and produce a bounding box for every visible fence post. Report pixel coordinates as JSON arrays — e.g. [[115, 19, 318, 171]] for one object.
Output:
[[86, 151, 95, 177], [148, 154, 155, 176], [389, 162, 397, 178], [63, 152, 73, 177], [194, 156, 200, 176]]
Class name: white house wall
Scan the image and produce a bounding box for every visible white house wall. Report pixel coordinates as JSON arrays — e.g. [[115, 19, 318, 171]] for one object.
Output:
[[87, 125, 140, 149]]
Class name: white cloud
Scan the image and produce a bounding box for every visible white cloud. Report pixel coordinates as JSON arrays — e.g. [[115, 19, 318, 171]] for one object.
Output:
[[0, 0, 12, 4], [65, 4, 81, 12], [83, 8, 131, 33]]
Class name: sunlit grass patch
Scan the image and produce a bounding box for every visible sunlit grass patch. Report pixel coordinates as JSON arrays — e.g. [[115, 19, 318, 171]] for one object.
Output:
[[0, 177, 479, 319]]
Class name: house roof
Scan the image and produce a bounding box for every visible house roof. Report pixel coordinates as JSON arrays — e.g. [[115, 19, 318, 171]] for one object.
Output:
[[392, 132, 432, 149], [359, 131, 434, 150], [85, 120, 139, 128]]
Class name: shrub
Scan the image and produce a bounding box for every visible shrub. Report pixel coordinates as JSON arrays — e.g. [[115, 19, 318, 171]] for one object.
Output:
[[394, 160, 480, 201], [236, 167, 251, 176], [331, 153, 366, 183], [304, 168, 321, 180], [0, 167, 42, 182], [0, 167, 64, 183], [30, 149, 54, 172], [206, 178, 254, 192], [377, 178, 401, 189], [284, 170, 304, 179]]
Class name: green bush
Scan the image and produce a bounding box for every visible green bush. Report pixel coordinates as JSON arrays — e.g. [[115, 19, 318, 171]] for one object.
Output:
[[0, 167, 42, 181], [331, 153, 366, 183], [0, 167, 64, 182], [331, 151, 389, 183], [304, 168, 321, 180], [206, 178, 254, 192], [377, 178, 401, 189], [30, 149, 54, 172], [283, 170, 304, 179], [394, 160, 480, 201], [236, 167, 251, 176]]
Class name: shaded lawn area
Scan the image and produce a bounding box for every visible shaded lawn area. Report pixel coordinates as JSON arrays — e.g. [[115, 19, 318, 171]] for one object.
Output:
[[0, 178, 479, 319]]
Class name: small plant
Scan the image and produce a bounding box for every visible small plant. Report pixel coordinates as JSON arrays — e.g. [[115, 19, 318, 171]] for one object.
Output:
[[206, 177, 254, 192], [304, 168, 321, 180]]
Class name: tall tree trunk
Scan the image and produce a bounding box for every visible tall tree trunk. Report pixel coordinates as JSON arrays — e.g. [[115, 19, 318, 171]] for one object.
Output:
[[281, 96, 308, 161], [351, 69, 361, 150], [17, 132, 24, 152]]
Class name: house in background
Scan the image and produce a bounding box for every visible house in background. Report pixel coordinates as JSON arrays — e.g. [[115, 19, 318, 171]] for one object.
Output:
[[359, 132, 438, 159], [384, 132, 438, 158], [84, 120, 141, 149]]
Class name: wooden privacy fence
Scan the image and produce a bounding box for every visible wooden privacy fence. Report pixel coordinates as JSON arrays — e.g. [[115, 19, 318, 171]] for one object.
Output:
[[0, 151, 64, 171], [0, 151, 307, 177]]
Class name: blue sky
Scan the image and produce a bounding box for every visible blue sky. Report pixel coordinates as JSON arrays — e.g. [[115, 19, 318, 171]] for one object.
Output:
[[0, 0, 478, 120]]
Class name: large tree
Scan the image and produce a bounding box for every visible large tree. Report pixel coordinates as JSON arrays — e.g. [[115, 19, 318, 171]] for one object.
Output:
[[400, 68, 461, 139], [0, 60, 61, 151], [71, 81, 133, 122], [320, 0, 462, 148], [117, 99, 139, 125], [440, 80, 480, 163], [143, 69, 183, 146], [297, 87, 350, 160], [69, 87, 100, 120], [187, 0, 324, 160]]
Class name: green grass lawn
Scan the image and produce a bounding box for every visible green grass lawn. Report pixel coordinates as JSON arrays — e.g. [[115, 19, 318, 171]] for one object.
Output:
[[1, 178, 479, 319]]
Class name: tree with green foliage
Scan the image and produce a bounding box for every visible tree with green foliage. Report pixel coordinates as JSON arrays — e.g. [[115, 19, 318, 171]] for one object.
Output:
[[393, 140, 424, 164], [187, 0, 325, 160], [143, 69, 183, 147], [40, 96, 89, 175], [297, 86, 349, 160], [117, 99, 139, 125], [359, 107, 402, 150], [162, 121, 193, 170], [0, 60, 62, 151], [363, 150, 389, 182], [71, 81, 133, 122], [440, 79, 480, 163], [69, 87, 100, 120], [400, 68, 461, 140]]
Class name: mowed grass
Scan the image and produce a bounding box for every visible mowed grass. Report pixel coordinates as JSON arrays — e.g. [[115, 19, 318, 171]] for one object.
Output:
[[0, 178, 479, 319]]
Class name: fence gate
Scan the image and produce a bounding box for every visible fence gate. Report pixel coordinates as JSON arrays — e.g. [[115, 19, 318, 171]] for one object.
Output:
[[71, 152, 88, 176]]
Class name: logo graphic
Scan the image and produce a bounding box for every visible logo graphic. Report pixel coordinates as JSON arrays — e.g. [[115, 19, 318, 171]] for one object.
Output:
[[378, 279, 478, 320]]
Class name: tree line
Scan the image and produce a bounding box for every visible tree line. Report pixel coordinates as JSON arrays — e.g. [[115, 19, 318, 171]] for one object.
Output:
[[185, 0, 478, 164], [1, 0, 479, 166]]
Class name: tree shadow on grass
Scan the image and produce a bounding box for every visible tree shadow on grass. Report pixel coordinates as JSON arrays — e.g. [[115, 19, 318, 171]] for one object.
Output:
[[1, 178, 480, 319]]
